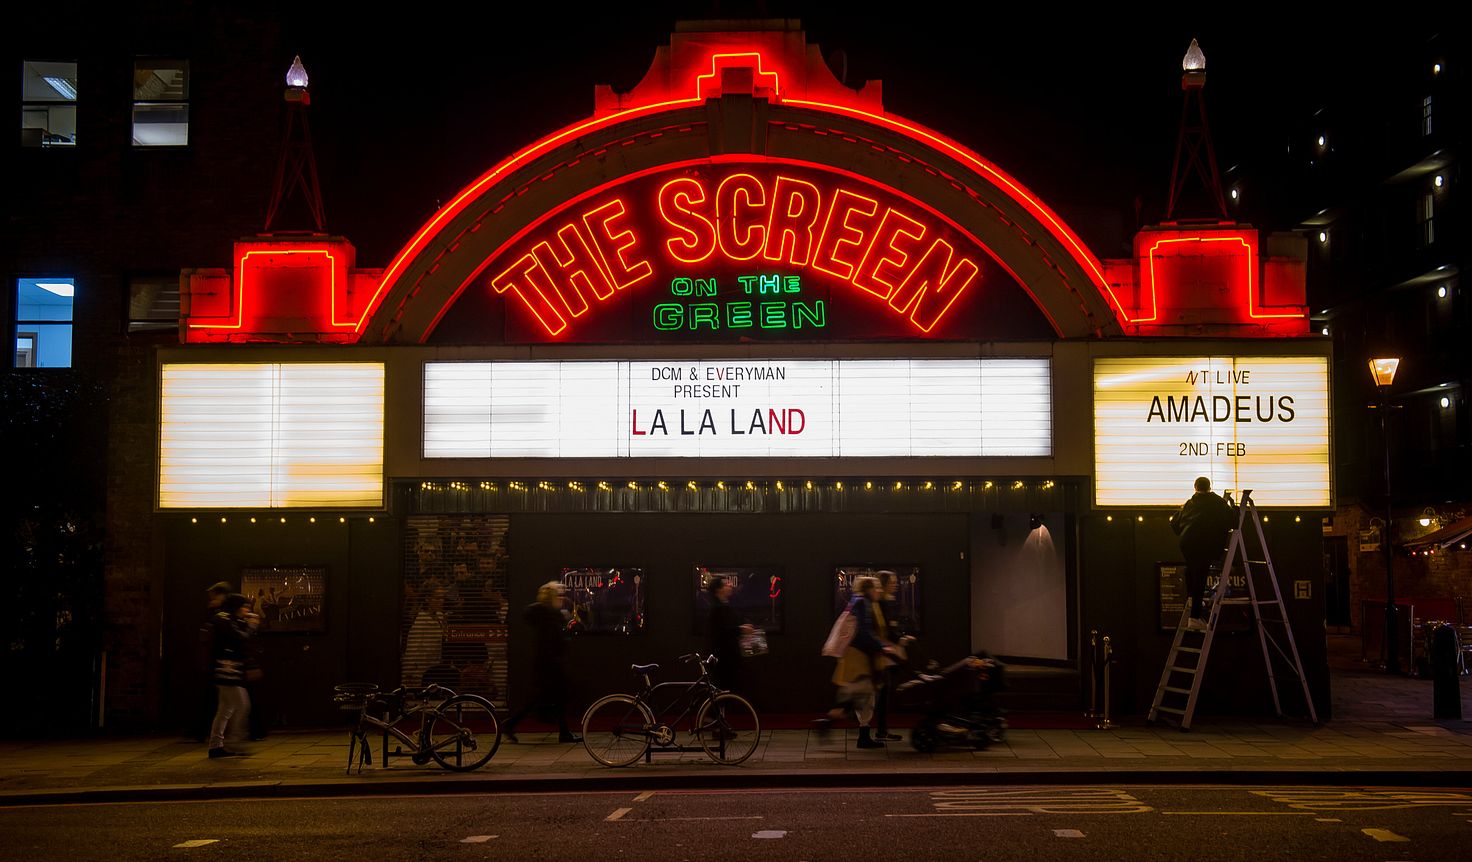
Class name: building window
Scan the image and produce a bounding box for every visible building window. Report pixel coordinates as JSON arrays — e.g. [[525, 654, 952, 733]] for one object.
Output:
[[132, 60, 189, 147], [14, 277, 74, 368], [1420, 193, 1435, 246], [127, 275, 180, 332], [20, 60, 77, 147], [1422, 95, 1433, 136]]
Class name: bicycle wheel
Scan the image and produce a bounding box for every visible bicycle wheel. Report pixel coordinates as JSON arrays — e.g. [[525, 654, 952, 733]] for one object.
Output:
[[426, 694, 500, 771], [694, 692, 760, 765], [581, 694, 653, 767]]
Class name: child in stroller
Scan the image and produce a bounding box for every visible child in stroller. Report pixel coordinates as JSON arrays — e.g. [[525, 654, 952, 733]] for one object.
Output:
[[894, 651, 1007, 751]]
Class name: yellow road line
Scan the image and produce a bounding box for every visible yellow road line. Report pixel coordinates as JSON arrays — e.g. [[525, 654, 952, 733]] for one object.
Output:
[[1362, 828, 1409, 842]]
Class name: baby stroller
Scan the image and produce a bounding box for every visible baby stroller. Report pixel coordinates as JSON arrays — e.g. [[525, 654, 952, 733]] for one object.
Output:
[[894, 652, 1007, 752]]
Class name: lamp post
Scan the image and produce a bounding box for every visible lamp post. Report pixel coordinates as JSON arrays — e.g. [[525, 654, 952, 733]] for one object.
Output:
[[1369, 356, 1401, 674]]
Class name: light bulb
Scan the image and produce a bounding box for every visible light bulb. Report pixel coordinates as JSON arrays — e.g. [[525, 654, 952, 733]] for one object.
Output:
[[286, 56, 309, 88]]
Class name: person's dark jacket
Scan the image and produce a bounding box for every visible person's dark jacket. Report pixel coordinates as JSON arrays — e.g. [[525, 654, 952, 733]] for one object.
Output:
[[1170, 491, 1236, 558], [210, 612, 252, 686], [847, 596, 885, 655], [522, 602, 567, 667], [709, 598, 742, 666]]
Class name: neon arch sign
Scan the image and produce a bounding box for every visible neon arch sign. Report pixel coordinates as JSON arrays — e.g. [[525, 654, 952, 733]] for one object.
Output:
[[475, 162, 988, 340]]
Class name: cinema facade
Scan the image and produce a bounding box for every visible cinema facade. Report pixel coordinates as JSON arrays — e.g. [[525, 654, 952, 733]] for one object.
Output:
[[149, 24, 1332, 727]]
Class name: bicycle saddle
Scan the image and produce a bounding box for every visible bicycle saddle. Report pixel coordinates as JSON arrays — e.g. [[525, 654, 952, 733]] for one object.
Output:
[[631, 663, 659, 675]]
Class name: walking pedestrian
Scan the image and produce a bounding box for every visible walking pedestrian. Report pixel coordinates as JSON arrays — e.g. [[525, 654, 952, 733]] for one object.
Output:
[[874, 570, 916, 742], [191, 582, 232, 741], [242, 597, 268, 741], [707, 575, 753, 694], [206, 593, 257, 759], [502, 582, 580, 744], [1170, 476, 1237, 631], [822, 576, 898, 749]]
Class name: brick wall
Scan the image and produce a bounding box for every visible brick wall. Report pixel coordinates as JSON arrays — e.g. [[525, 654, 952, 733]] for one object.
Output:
[[1326, 503, 1472, 631], [8, 13, 286, 728]]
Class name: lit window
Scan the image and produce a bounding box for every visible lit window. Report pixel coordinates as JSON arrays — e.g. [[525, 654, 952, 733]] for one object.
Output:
[[1420, 193, 1435, 246], [13, 277, 74, 368], [20, 60, 77, 147], [127, 275, 180, 332], [1422, 95, 1433, 136], [132, 59, 189, 146]]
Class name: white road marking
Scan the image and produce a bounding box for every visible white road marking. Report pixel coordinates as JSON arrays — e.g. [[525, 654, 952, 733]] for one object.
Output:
[[605, 807, 633, 822], [633, 791, 655, 802], [1361, 828, 1410, 842], [1053, 829, 1085, 838], [459, 836, 497, 844], [172, 840, 219, 848], [752, 830, 787, 839]]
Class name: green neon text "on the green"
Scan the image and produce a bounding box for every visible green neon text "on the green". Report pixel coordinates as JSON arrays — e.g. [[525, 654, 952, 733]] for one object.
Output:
[[653, 274, 826, 331]]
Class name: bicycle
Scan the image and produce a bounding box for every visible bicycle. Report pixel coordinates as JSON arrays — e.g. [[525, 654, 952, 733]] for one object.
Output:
[[581, 653, 761, 767], [333, 682, 501, 773]]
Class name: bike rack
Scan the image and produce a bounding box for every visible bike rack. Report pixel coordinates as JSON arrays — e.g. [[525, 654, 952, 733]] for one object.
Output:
[[334, 682, 476, 772]]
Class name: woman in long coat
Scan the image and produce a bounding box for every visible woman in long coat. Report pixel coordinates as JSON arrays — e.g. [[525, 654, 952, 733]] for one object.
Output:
[[829, 576, 893, 749], [502, 582, 580, 743]]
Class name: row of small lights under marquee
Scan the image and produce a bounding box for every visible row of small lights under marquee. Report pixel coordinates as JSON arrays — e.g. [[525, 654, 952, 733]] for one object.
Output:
[[417, 479, 1058, 493], [1102, 514, 1309, 523], [188, 515, 376, 524]]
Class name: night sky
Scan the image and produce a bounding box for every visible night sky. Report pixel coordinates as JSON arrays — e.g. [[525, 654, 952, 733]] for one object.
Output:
[[16, 3, 1436, 267], [277, 5, 1437, 265]]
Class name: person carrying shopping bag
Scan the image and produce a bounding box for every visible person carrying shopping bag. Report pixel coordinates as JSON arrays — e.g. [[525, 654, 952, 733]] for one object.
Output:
[[818, 576, 899, 749]]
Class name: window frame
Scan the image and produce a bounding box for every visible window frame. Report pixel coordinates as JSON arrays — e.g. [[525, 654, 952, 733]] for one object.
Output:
[[131, 58, 190, 148], [12, 276, 76, 369], [126, 273, 181, 333], [20, 59, 78, 148]]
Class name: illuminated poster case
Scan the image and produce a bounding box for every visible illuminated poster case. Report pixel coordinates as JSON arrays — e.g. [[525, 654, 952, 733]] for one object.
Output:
[[423, 358, 1051, 460], [158, 363, 385, 509], [1093, 356, 1330, 508]]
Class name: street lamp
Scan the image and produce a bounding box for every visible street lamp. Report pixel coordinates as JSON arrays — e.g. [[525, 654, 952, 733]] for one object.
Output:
[[1369, 356, 1401, 674]]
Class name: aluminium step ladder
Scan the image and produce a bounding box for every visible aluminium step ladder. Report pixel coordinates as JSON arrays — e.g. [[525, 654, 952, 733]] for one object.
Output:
[[1148, 489, 1319, 730]]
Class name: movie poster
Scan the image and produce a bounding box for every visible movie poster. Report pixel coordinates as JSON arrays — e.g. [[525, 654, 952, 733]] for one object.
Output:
[[241, 566, 326, 633], [833, 565, 922, 633], [561, 567, 646, 635], [693, 566, 784, 635]]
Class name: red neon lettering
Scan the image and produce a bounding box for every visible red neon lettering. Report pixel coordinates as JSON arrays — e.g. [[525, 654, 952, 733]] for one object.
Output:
[[853, 207, 925, 300], [489, 252, 568, 336], [716, 173, 767, 261], [529, 223, 616, 318], [582, 198, 653, 291], [889, 238, 980, 332], [657, 177, 717, 263], [811, 189, 879, 282], [762, 176, 822, 267]]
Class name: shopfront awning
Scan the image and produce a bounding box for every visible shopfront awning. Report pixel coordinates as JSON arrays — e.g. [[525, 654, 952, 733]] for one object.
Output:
[[1403, 514, 1472, 550]]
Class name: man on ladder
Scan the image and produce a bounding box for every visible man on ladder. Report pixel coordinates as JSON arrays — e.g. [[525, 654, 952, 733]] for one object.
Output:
[[1170, 477, 1236, 632], [1151, 484, 1319, 729]]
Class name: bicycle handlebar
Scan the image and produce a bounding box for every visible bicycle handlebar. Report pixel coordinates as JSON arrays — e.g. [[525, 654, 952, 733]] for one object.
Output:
[[678, 653, 717, 667]]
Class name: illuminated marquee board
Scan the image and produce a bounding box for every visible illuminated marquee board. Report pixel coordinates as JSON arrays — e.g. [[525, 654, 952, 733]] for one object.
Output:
[[1093, 356, 1330, 508], [431, 164, 1056, 344], [423, 359, 1051, 459], [159, 363, 385, 509]]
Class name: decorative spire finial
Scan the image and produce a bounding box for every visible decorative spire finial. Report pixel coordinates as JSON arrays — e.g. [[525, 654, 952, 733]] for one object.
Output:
[[286, 56, 309, 89], [1182, 39, 1206, 72]]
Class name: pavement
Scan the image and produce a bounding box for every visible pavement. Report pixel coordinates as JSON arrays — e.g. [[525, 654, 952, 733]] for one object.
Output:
[[2, 636, 1469, 806]]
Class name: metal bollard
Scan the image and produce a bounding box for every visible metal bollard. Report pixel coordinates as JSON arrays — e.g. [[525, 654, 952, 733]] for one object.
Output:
[[1086, 630, 1099, 718], [1433, 623, 1462, 720], [1096, 636, 1115, 730]]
